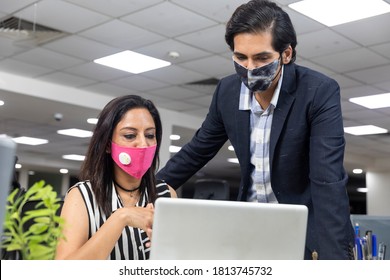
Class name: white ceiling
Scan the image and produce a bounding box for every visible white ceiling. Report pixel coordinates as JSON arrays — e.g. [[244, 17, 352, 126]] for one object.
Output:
[[1, 0, 390, 185]]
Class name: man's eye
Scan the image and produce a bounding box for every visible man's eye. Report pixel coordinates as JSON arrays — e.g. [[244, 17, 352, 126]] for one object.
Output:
[[255, 57, 270, 62], [235, 56, 246, 61]]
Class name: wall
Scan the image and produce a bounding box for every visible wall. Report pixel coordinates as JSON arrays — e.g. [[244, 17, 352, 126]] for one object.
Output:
[[366, 171, 390, 215]]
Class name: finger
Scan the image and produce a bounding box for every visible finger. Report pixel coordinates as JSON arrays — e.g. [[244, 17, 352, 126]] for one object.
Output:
[[146, 228, 153, 241], [146, 203, 154, 209]]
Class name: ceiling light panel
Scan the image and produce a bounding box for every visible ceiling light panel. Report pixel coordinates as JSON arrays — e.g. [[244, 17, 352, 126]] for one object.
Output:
[[62, 154, 85, 161], [344, 125, 388, 135], [289, 0, 390, 27], [349, 93, 390, 109], [57, 128, 93, 138], [12, 136, 49, 146], [94, 50, 171, 74]]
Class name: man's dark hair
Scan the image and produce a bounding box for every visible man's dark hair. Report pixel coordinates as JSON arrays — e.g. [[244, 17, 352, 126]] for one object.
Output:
[[225, 0, 297, 63]]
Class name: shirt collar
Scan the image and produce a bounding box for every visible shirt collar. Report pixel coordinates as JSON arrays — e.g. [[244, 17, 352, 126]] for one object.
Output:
[[239, 65, 284, 111]]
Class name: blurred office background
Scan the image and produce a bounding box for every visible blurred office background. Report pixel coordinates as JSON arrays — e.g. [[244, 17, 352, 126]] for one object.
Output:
[[1, 0, 390, 215]]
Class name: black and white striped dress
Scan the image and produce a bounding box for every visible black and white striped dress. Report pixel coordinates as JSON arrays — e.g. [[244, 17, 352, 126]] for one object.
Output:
[[69, 180, 172, 260]]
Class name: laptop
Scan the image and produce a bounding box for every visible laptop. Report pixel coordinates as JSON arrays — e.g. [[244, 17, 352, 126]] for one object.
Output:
[[150, 197, 308, 260], [0, 136, 17, 235]]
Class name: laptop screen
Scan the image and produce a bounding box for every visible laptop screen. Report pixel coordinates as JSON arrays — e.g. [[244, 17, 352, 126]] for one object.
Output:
[[150, 197, 308, 260]]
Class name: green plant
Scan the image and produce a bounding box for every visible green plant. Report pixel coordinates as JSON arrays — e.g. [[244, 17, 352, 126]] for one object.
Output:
[[2, 180, 65, 260]]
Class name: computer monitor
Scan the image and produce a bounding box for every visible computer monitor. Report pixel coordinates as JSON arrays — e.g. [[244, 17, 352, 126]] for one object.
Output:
[[0, 136, 17, 235]]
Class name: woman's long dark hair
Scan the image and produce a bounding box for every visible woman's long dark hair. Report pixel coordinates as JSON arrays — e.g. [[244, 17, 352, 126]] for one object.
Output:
[[79, 95, 162, 216]]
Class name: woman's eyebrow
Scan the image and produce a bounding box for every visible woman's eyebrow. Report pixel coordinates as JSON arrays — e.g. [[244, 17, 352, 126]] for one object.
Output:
[[119, 127, 137, 132]]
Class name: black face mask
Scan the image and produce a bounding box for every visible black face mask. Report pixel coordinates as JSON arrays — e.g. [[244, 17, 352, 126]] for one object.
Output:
[[234, 57, 280, 92]]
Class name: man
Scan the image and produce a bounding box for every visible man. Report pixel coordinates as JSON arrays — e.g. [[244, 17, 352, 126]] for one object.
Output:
[[157, 0, 354, 260]]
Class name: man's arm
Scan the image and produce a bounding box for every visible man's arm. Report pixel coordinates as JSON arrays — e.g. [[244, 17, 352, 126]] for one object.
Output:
[[157, 82, 229, 189], [309, 77, 354, 259]]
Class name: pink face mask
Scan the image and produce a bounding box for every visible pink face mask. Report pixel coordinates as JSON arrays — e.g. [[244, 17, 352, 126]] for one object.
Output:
[[111, 142, 157, 179]]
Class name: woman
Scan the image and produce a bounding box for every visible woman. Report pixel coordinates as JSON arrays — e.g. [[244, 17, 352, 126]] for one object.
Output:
[[56, 95, 177, 260]]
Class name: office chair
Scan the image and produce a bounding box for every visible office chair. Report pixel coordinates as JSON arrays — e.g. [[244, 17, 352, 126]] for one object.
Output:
[[193, 179, 230, 200]]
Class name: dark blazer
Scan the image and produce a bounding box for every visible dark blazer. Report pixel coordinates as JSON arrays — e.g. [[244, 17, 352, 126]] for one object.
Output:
[[157, 63, 355, 260]]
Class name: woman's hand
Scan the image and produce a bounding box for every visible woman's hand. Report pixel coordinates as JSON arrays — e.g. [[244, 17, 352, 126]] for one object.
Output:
[[116, 203, 154, 246]]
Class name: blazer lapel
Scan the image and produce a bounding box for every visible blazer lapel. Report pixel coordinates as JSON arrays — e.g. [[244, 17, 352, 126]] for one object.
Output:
[[269, 64, 297, 170]]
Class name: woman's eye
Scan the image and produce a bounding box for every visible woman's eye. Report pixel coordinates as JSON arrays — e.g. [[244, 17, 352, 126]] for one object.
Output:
[[146, 134, 156, 139], [124, 134, 136, 140]]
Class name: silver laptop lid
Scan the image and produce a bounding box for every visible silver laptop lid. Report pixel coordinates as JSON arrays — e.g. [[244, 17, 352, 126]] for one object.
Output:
[[150, 197, 308, 260]]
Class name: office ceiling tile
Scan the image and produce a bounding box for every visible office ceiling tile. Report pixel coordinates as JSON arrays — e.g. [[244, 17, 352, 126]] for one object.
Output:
[[176, 24, 229, 54], [79, 19, 165, 50], [333, 13, 390, 46], [142, 65, 209, 85], [297, 29, 360, 59], [81, 82, 135, 98], [11, 47, 85, 70], [65, 0, 164, 17], [38, 71, 96, 87], [171, 0, 249, 22], [157, 100, 203, 112], [341, 85, 384, 99], [346, 64, 390, 85], [187, 95, 213, 107], [0, 58, 52, 77], [109, 74, 168, 91], [312, 48, 388, 73], [329, 74, 363, 89], [0, 37, 28, 57], [146, 86, 205, 100], [376, 80, 390, 91], [134, 39, 211, 64], [64, 62, 129, 81], [14, 0, 109, 33], [0, 0, 37, 14], [121, 2, 217, 37], [179, 55, 234, 77], [284, 7, 324, 35], [43, 35, 121, 60], [370, 42, 390, 59]]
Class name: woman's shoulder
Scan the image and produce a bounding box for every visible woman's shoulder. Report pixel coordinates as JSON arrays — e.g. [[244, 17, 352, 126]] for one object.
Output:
[[67, 180, 92, 196]]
